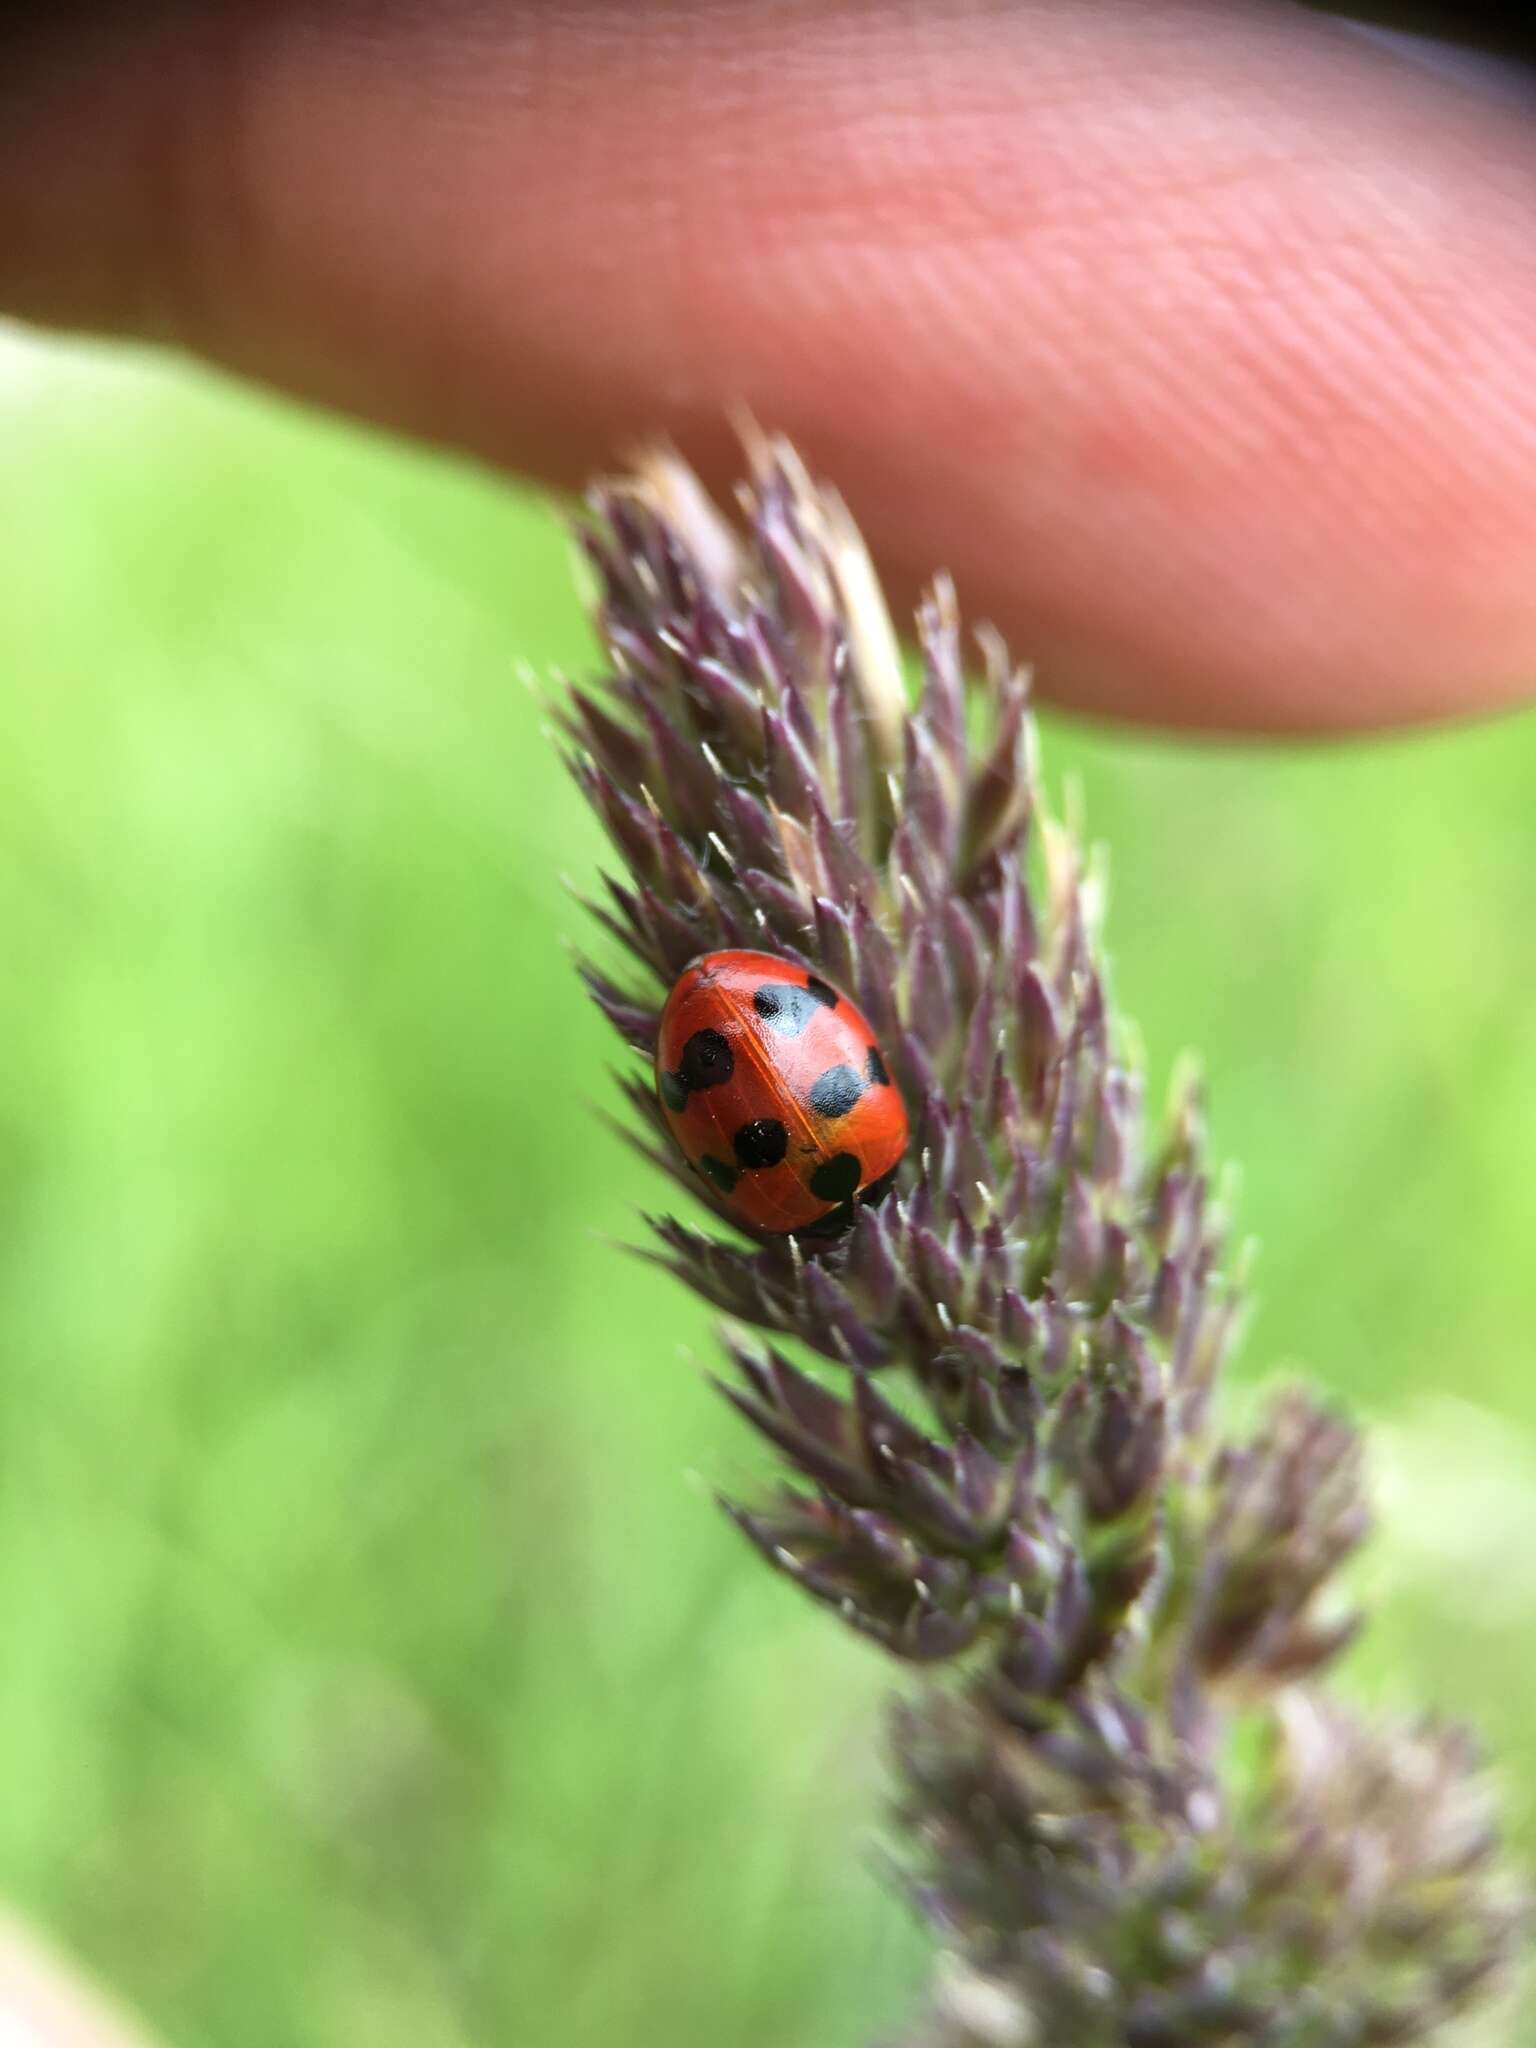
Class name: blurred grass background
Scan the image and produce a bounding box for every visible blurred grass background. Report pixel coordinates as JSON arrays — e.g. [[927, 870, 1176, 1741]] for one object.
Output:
[[1, 328, 1534, 2047]]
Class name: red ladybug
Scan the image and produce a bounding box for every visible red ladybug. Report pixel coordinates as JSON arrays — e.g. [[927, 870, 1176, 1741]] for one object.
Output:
[[655, 950, 908, 1234]]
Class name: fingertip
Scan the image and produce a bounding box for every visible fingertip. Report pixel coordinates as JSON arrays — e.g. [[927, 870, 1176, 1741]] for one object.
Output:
[[4, 1, 1536, 732]]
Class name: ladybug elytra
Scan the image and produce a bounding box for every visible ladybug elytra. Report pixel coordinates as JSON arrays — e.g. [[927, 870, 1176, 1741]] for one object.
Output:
[[655, 950, 908, 1234]]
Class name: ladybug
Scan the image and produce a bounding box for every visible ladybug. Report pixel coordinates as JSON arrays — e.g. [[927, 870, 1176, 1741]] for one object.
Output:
[[655, 950, 908, 1234]]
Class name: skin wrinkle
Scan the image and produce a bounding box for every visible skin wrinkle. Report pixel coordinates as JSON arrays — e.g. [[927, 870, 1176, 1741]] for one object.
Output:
[[1, 1, 1534, 729]]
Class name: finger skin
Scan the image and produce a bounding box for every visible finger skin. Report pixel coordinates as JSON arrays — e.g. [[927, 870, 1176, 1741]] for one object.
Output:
[[2, 2, 1535, 731], [0, 1914, 161, 2047]]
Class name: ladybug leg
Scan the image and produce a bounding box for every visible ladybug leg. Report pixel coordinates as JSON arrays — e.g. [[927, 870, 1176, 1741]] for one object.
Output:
[[858, 1165, 900, 1212]]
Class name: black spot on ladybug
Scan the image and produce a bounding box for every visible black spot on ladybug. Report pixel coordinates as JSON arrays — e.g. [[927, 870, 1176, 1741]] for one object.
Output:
[[699, 1154, 740, 1193], [809, 1151, 861, 1203], [733, 1118, 788, 1170], [805, 975, 838, 1009], [753, 984, 817, 1036], [808, 1064, 864, 1119], [659, 1069, 689, 1113], [865, 1044, 890, 1088], [796, 1200, 857, 1240], [680, 1027, 734, 1091]]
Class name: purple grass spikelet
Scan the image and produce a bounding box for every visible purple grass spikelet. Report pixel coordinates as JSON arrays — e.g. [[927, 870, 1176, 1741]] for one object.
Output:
[[557, 434, 1524, 2044]]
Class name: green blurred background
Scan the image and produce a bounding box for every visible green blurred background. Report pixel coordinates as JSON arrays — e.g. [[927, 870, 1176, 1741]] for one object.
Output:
[[1, 329, 1533, 2047]]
